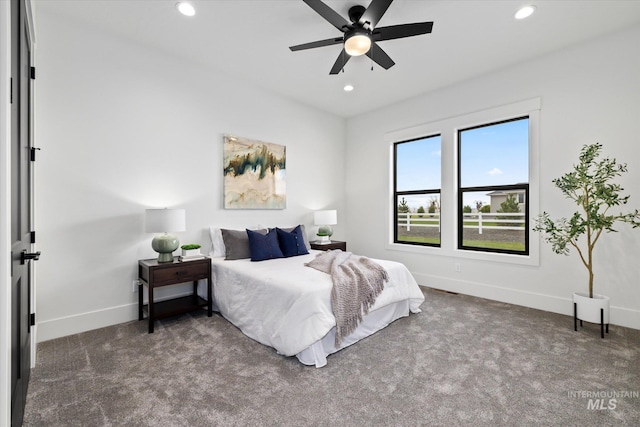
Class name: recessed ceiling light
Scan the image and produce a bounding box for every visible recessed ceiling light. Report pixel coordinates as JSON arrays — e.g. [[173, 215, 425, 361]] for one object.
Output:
[[515, 5, 536, 20], [176, 2, 196, 17], [344, 84, 354, 92]]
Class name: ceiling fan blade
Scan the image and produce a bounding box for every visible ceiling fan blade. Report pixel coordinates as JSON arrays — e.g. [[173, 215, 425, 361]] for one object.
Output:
[[373, 22, 434, 41], [303, 0, 351, 32], [329, 49, 351, 75], [365, 42, 395, 70], [289, 37, 344, 52], [359, 0, 393, 29]]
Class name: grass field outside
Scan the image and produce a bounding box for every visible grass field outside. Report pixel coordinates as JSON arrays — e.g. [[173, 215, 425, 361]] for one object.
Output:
[[397, 235, 441, 245], [397, 223, 526, 252], [461, 240, 525, 251]]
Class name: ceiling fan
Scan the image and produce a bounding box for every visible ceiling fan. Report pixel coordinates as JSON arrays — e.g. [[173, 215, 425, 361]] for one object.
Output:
[[289, 0, 434, 75]]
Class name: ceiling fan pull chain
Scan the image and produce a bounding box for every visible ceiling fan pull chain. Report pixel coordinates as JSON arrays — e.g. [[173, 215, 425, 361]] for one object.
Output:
[[371, 47, 374, 71]]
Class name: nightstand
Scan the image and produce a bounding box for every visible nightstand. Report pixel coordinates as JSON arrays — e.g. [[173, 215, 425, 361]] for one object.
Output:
[[138, 257, 212, 333], [310, 240, 347, 251]]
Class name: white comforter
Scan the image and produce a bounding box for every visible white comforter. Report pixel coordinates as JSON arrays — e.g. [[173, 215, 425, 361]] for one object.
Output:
[[210, 250, 424, 357]]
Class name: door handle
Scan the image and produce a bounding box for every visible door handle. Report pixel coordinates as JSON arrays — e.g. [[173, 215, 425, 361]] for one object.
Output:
[[21, 250, 41, 264]]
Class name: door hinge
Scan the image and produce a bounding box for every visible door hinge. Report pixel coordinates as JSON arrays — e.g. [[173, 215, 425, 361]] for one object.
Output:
[[30, 313, 36, 327], [30, 66, 36, 80], [30, 147, 41, 161], [30, 230, 36, 244]]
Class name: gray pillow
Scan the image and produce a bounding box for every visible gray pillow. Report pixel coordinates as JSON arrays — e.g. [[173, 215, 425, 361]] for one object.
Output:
[[221, 228, 267, 260]]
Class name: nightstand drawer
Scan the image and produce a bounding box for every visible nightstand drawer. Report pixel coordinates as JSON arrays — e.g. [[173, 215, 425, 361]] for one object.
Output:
[[152, 262, 208, 285], [310, 240, 346, 251]]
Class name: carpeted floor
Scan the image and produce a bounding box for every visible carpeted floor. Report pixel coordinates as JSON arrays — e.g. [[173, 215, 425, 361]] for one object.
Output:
[[23, 287, 640, 426]]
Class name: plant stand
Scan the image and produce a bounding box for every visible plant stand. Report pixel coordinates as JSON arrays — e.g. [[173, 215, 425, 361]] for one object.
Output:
[[574, 303, 609, 339]]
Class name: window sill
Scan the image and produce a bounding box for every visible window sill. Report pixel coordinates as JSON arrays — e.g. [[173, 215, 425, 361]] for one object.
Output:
[[385, 241, 539, 267]]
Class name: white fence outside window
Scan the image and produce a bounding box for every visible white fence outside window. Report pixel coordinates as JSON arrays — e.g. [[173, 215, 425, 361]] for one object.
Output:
[[398, 212, 525, 233]]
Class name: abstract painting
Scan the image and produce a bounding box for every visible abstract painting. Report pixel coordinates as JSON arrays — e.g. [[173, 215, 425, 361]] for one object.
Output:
[[223, 135, 286, 209]]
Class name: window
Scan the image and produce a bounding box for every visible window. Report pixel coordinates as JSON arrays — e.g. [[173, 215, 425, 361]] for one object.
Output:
[[387, 98, 540, 265], [458, 117, 529, 255], [393, 135, 441, 246]]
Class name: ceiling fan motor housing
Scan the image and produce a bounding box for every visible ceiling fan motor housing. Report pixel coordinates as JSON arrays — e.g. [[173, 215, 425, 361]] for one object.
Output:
[[348, 5, 367, 25]]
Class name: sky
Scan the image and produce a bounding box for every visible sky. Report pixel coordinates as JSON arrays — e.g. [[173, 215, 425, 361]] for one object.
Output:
[[459, 118, 529, 188], [396, 118, 529, 209]]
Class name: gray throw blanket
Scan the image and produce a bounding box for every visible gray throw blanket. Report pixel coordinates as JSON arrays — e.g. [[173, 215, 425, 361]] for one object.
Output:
[[305, 250, 389, 346]]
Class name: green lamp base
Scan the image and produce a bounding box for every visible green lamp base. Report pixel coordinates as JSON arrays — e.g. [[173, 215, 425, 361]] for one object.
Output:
[[152, 233, 179, 263]]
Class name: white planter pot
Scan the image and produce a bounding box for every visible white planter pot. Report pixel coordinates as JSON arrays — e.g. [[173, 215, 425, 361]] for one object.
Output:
[[573, 292, 610, 324], [181, 249, 201, 257]]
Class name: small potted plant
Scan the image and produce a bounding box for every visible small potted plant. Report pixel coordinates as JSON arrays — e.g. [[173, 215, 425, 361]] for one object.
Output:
[[316, 231, 330, 243], [181, 244, 202, 258], [534, 143, 640, 335]]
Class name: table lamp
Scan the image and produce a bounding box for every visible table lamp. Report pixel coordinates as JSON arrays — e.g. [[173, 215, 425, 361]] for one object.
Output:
[[145, 208, 186, 262], [314, 210, 337, 243]]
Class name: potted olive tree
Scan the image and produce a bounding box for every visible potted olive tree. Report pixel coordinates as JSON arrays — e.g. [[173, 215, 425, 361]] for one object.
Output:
[[534, 143, 640, 335]]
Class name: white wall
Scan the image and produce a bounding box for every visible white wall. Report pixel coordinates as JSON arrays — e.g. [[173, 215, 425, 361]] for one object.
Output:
[[34, 10, 346, 341], [345, 24, 640, 329]]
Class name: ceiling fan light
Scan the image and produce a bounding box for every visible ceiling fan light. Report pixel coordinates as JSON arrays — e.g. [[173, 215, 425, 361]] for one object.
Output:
[[345, 34, 371, 56]]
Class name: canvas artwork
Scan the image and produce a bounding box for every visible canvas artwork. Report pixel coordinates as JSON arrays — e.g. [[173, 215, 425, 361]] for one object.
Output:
[[223, 135, 286, 209]]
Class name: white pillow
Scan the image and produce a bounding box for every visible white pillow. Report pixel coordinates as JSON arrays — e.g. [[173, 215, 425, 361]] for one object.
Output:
[[209, 227, 226, 257]]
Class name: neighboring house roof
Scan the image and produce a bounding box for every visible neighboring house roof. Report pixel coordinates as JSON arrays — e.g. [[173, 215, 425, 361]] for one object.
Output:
[[486, 189, 526, 196]]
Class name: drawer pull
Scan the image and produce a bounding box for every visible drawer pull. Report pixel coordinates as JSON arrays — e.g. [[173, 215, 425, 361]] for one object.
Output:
[[175, 270, 188, 276]]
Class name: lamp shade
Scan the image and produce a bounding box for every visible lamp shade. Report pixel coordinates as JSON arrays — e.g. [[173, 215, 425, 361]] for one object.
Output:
[[314, 210, 337, 226], [145, 208, 186, 233]]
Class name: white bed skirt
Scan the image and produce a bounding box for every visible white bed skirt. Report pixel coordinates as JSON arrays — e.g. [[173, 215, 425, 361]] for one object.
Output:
[[295, 299, 411, 367]]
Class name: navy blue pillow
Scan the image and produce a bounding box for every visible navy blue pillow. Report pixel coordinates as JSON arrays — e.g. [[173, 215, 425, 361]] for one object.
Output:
[[276, 225, 309, 257], [247, 228, 284, 261]]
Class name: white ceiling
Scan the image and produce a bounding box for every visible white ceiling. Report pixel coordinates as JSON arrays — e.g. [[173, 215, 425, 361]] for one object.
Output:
[[36, 0, 640, 118]]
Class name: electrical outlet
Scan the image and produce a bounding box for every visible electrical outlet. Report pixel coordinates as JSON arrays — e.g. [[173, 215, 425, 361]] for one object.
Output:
[[132, 280, 139, 292], [454, 263, 461, 273]]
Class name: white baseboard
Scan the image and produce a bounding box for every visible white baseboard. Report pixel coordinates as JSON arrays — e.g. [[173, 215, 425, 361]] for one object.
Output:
[[36, 302, 139, 343], [413, 272, 640, 330], [36, 292, 193, 343]]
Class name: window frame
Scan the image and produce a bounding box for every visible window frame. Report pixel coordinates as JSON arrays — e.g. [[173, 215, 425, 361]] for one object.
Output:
[[386, 98, 540, 267], [393, 135, 442, 248]]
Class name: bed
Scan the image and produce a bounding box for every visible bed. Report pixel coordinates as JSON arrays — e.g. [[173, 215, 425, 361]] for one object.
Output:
[[200, 226, 425, 367]]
